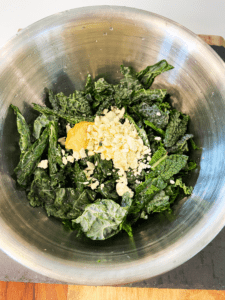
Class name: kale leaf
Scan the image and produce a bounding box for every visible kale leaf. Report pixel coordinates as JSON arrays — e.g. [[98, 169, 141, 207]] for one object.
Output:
[[144, 120, 165, 137], [130, 88, 167, 105], [73, 199, 131, 240], [136, 60, 174, 88], [137, 103, 170, 129], [174, 178, 193, 195], [148, 154, 188, 181], [33, 114, 54, 139], [32, 103, 94, 124], [146, 190, 170, 214], [167, 133, 194, 154], [164, 111, 189, 147], [93, 78, 115, 112], [97, 180, 119, 201], [73, 162, 89, 192], [45, 188, 91, 219], [28, 168, 54, 207], [48, 121, 64, 178], [120, 65, 143, 90], [124, 113, 150, 147], [14, 127, 49, 187], [10, 104, 31, 155]]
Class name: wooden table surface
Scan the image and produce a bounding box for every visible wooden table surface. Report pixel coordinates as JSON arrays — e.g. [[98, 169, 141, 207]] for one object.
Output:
[[1, 281, 225, 300], [0, 35, 225, 300]]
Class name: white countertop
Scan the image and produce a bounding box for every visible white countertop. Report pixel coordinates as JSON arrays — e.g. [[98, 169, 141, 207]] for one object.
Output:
[[0, 0, 224, 48]]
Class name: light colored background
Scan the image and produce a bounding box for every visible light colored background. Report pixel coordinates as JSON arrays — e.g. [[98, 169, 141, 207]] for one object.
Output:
[[0, 0, 224, 48], [0, 0, 224, 284]]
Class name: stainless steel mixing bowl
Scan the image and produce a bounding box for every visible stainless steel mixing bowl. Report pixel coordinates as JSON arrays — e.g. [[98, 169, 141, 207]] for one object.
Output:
[[0, 6, 225, 285]]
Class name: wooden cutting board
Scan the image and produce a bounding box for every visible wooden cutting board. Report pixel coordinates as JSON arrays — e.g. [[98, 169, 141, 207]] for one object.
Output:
[[198, 34, 225, 46]]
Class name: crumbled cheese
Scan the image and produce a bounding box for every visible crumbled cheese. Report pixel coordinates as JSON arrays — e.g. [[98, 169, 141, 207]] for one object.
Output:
[[84, 162, 95, 180], [61, 149, 65, 156], [66, 123, 71, 133], [67, 155, 74, 163], [100, 184, 104, 189], [73, 151, 80, 160], [66, 107, 151, 197], [90, 180, 99, 190], [79, 148, 86, 158], [154, 137, 161, 141], [156, 112, 161, 116], [62, 157, 67, 165], [58, 137, 66, 146], [37, 160, 48, 169], [170, 179, 175, 184], [116, 182, 134, 198]]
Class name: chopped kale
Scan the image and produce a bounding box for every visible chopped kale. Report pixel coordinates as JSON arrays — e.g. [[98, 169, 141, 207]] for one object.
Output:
[[136, 60, 174, 88], [164, 111, 189, 147], [10, 59, 196, 240], [10, 104, 31, 155], [136, 103, 170, 129]]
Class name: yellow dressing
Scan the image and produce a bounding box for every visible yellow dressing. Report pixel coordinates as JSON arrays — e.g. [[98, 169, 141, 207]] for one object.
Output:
[[65, 121, 94, 152]]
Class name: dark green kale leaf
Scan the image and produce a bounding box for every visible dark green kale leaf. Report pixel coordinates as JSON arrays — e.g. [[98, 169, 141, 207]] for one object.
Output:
[[84, 74, 94, 95], [73, 199, 131, 240], [127, 169, 145, 189], [148, 154, 188, 181], [164, 184, 180, 204], [164, 111, 189, 148], [14, 127, 49, 187], [174, 178, 193, 195], [144, 120, 165, 137], [94, 154, 113, 177], [187, 160, 198, 171], [149, 144, 167, 168], [130, 88, 167, 105], [33, 114, 55, 140], [48, 121, 64, 179], [10, 104, 31, 155], [97, 180, 119, 201], [120, 192, 133, 237], [190, 138, 201, 150], [27, 168, 55, 207], [48, 89, 60, 111], [32, 103, 94, 124], [120, 65, 143, 90], [67, 91, 93, 116], [73, 162, 89, 192], [167, 133, 194, 154], [146, 190, 170, 214], [48, 89, 93, 116], [114, 85, 133, 108], [130, 176, 167, 222], [136, 60, 174, 88], [45, 188, 91, 219], [56, 92, 68, 113], [137, 103, 170, 129], [86, 189, 97, 202], [93, 78, 115, 110], [132, 153, 188, 218], [124, 113, 150, 147]]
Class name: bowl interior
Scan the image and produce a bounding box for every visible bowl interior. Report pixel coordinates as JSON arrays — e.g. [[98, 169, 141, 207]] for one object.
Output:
[[0, 6, 225, 285]]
